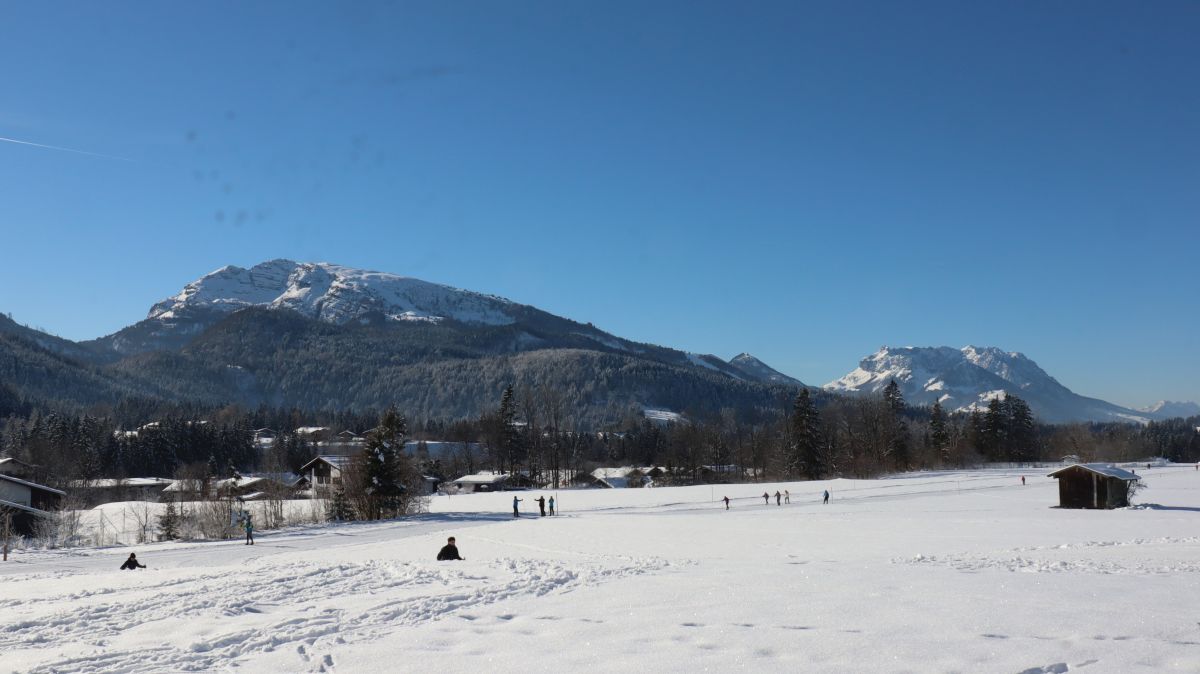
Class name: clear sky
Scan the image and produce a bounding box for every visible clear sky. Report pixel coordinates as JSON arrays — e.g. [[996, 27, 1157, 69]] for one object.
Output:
[[1, 1, 1197, 408]]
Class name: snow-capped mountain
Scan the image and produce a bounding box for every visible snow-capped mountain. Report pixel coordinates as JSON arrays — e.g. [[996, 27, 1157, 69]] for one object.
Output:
[[825, 345, 1150, 424], [149, 259, 517, 326], [1139, 401, 1200, 420], [728, 353, 805, 387], [62, 260, 806, 421], [90, 260, 535, 354]]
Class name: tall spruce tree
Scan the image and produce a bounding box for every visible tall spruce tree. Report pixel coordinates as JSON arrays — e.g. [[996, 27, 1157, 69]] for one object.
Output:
[[498, 385, 522, 475], [929, 400, 950, 463], [1005, 395, 1037, 463], [361, 406, 407, 519], [883, 379, 905, 415], [882, 379, 910, 470], [982, 396, 1008, 461], [789, 389, 824, 479]]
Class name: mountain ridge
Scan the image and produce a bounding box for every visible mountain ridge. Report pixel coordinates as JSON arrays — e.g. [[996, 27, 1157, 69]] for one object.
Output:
[[825, 345, 1152, 424]]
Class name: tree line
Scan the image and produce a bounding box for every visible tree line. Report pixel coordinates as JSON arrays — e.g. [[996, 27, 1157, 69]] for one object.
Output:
[[2, 380, 1198, 493]]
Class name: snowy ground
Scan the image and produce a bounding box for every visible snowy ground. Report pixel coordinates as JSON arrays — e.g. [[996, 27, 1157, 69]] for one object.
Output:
[[3, 466, 1199, 673]]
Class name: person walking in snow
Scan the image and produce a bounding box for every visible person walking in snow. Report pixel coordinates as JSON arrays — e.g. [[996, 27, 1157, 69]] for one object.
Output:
[[723, 496, 730, 510], [120, 553, 146, 570], [437, 536, 465, 561], [548, 496, 556, 516], [243, 512, 254, 545], [536, 495, 546, 517], [1021, 475, 1026, 486], [512, 496, 523, 518], [784, 490, 790, 504], [775, 491, 782, 506], [822, 490, 830, 505], [762, 492, 770, 505]]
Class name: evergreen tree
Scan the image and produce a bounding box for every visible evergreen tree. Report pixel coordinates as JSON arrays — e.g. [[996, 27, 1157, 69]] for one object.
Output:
[[789, 389, 824, 479], [929, 401, 950, 463], [326, 486, 355, 522], [883, 379, 905, 414], [360, 406, 407, 519], [158, 498, 180, 540], [883, 380, 910, 470], [982, 396, 1008, 461], [1005, 395, 1037, 463], [498, 385, 523, 475]]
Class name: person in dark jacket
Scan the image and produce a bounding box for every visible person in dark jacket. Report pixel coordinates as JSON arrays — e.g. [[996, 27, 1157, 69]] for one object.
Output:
[[548, 496, 556, 516], [723, 495, 730, 510], [437, 536, 464, 561], [775, 491, 782, 506], [243, 512, 254, 545], [762, 492, 770, 504], [120, 553, 146, 570], [823, 489, 830, 505], [536, 495, 546, 517]]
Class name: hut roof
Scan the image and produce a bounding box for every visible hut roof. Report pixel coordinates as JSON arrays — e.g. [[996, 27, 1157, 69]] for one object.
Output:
[[1047, 463, 1141, 481], [299, 455, 356, 473], [0, 473, 67, 496]]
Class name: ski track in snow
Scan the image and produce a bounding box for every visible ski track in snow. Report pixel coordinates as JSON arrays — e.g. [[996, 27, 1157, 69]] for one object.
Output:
[[7, 555, 669, 673], [897, 536, 1200, 575]]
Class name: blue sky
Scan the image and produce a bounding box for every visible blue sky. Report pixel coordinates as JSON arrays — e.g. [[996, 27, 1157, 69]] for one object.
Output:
[[1, 1, 1197, 408]]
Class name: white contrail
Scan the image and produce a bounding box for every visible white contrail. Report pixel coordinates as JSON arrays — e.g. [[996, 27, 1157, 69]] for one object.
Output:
[[0, 134, 134, 161]]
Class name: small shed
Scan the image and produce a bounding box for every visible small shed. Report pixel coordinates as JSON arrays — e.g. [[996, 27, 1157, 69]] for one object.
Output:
[[1047, 463, 1140, 509]]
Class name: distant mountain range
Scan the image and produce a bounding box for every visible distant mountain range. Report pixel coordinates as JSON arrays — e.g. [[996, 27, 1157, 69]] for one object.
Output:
[[1, 260, 804, 424], [1139, 400, 1200, 420], [1, 260, 1194, 425], [823, 345, 1194, 424]]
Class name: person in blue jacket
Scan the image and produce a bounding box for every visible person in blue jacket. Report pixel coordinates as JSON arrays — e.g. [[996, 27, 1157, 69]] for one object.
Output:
[[512, 496, 523, 518]]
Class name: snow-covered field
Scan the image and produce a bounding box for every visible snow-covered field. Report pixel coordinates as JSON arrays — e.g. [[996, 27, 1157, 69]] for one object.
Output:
[[4, 467, 1199, 673]]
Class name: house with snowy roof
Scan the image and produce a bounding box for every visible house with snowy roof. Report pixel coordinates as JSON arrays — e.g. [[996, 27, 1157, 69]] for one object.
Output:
[[448, 471, 511, 493], [590, 467, 648, 489], [295, 426, 333, 442], [0, 473, 65, 537], [1048, 463, 1141, 509], [67, 477, 173, 507], [0, 457, 40, 480], [300, 455, 356, 495]]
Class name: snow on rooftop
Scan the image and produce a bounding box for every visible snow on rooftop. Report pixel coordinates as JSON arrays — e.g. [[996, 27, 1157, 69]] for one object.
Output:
[[451, 471, 510, 484], [1048, 463, 1141, 480]]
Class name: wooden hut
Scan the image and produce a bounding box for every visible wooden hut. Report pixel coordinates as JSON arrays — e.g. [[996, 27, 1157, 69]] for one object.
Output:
[[1047, 464, 1140, 509]]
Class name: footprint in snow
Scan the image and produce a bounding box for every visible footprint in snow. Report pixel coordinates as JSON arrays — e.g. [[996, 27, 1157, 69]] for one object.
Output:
[[1017, 664, 1068, 674]]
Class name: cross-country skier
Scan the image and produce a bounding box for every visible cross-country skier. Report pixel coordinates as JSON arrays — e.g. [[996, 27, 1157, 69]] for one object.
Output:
[[762, 492, 769, 504], [823, 490, 830, 505], [775, 491, 782, 506], [548, 496, 556, 516], [536, 495, 546, 517], [512, 496, 523, 518], [243, 511, 254, 545], [784, 490, 790, 504], [120, 553, 146, 570], [437, 536, 465, 561]]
